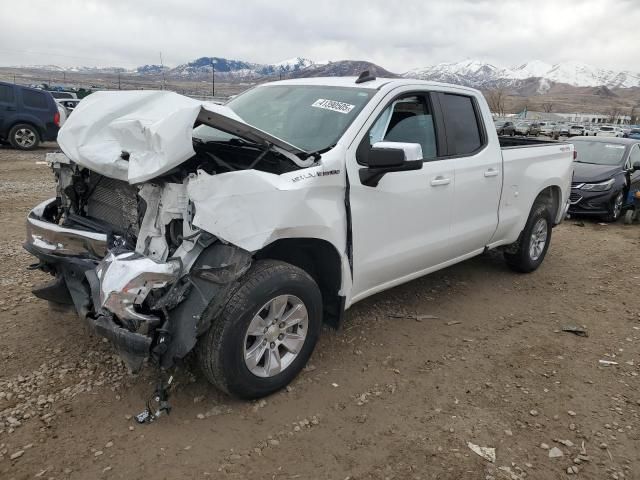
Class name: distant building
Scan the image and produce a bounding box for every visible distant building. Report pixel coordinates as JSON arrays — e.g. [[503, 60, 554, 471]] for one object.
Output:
[[497, 111, 631, 124], [554, 113, 630, 125]]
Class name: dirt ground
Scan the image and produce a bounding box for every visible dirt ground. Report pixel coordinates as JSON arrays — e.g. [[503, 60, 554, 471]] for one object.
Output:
[[1, 144, 639, 480]]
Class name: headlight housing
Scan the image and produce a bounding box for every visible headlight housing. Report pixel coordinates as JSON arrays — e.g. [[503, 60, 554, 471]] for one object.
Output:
[[580, 178, 615, 192]]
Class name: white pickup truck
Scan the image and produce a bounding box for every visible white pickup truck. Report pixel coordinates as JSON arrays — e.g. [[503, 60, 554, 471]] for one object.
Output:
[[25, 75, 573, 399]]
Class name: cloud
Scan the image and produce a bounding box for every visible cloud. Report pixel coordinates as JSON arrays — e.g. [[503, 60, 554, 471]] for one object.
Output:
[[1, 0, 639, 72]]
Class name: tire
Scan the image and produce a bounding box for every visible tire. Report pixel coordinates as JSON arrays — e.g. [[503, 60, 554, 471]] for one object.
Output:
[[602, 191, 624, 222], [8, 123, 40, 150], [197, 260, 322, 399], [504, 200, 553, 273]]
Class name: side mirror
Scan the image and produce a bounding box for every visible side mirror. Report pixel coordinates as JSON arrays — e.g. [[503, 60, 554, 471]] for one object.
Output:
[[360, 141, 423, 187], [368, 141, 423, 167], [633, 161, 640, 172]]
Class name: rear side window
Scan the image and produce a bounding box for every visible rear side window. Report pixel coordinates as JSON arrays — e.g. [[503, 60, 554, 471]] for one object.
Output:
[[0, 84, 14, 103], [440, 93, 483, 155], [22, 89, 48, 109]]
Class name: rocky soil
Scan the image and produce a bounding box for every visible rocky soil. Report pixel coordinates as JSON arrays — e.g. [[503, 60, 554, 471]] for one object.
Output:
[[1, 144, 639, 479]]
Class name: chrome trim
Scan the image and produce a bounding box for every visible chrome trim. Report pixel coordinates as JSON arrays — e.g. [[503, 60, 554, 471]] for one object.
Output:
[[96, 251, 180, 327], [26, 198, 108, 258]]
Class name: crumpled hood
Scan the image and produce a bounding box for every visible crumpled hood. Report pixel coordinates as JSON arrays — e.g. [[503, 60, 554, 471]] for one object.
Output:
[[57, 90, 308, 184]]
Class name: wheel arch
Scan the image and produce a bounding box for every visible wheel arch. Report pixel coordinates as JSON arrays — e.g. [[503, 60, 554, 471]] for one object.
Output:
[[534, 185, 562, 224], [255, 238, 345, 329]]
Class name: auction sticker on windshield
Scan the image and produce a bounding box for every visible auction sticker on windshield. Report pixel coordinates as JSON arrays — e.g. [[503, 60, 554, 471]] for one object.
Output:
[[311, 99, 355, 114]]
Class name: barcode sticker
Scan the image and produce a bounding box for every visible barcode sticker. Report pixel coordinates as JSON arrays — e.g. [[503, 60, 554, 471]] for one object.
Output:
[[311, 99, 355, 114]]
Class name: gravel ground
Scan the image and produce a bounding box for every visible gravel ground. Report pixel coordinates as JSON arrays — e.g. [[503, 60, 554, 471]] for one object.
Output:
[[1, 144, 639, 480]]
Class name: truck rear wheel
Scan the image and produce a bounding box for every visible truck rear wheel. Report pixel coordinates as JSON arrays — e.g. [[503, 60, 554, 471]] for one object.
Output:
[[504, 201, 553, 273], [197, 260, 322, 399]]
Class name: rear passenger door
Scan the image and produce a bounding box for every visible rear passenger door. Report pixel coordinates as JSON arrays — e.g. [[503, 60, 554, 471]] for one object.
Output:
[[435, 92, 501, 257], [0, 83, 17, 133]]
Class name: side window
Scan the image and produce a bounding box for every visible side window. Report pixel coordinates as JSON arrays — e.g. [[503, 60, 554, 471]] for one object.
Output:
[[440, 93, 484, 155], [22, 89, 48, 109], [0, 84, 15, 104], [367, 95, 438, 160]]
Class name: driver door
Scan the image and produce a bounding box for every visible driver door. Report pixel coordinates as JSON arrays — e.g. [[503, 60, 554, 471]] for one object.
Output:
[[346, 92, 455, 302]]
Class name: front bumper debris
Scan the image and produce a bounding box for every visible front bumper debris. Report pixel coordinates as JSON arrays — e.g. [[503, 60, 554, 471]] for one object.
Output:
[[24, 198, 180, 370], [25, 196, 253, 373], [96, 252, 180, 329]]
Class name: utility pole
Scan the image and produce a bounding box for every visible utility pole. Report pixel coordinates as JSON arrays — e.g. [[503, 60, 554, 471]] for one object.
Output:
[[118, 71, 121, 90], [159, 52, 166, 90], [211, 58, 216, 97]]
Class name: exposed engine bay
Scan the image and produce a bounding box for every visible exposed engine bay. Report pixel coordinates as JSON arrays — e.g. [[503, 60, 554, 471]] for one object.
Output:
[[32, 138, 305, 372]]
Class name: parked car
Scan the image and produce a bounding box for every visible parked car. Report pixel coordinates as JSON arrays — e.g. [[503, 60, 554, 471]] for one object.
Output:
[[0, 81, 60, 149], [514, 122, 531, 135], [47, 90, 78, 100], [539, 122, 556, 136], [558, 124, 570, 137], [624, 128, 640, 140], [528, 122, 541, 136], [569, 137, 640, 221], [495, 120, 516, 136], [569, 125, 594, 137], [596, 126, 624, 138], [56, 98, 82, 115], [24, 78, 573, 399]]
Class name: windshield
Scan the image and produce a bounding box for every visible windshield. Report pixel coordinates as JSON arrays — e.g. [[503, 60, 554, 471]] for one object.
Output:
[[599, 126, 613, 131], [572, 140, 626, 165], [194, 85, 376, 152]]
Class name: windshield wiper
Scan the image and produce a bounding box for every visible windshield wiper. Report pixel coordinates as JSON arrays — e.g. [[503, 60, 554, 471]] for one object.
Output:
[[298, 144, 335, 162]]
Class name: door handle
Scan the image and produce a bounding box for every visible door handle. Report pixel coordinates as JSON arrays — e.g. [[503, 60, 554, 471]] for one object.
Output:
[[484, 168, 499, 177], [4, 106, 16, 111], [430, 176, 451, 186]]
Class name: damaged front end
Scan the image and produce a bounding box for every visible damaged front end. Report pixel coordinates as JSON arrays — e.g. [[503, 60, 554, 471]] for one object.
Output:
[[25, 155, 251, 372]]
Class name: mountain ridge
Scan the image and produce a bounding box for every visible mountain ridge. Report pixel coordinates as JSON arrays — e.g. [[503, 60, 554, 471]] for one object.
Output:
[[10, 57, 640, 89]]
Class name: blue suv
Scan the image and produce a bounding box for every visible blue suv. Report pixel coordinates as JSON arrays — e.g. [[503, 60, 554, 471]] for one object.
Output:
[[0, 82, 60, 150]]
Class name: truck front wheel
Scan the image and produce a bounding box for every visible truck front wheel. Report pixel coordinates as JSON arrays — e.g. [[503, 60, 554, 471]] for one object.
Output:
[[197, 260, 322, 399], [504, 201, 553, 273]]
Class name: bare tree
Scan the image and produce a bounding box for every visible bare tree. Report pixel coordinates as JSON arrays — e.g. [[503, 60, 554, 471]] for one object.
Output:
[[630, 103, 640, 125], [607, 105, 623, 124], [541, 102, 554, 113], [485, 88, 507, 117]]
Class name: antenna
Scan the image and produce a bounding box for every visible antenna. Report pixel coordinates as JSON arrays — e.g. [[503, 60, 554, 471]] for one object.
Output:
[[355, 70, 376, 84]]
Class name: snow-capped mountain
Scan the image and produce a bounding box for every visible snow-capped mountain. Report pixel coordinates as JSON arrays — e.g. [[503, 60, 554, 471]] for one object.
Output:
[[404, 60, 640, 89], [404, 60, 503, 86], [168, 56, 318, 79]]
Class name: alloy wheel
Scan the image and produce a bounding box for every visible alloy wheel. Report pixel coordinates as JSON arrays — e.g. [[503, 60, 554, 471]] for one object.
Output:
[[243, 294, 309, 378], [529, 217, 548, 261], [14, 128, 37, 148]]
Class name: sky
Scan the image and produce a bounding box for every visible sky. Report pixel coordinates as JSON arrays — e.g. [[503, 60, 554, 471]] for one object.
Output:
[[1, 0, 639, 73]]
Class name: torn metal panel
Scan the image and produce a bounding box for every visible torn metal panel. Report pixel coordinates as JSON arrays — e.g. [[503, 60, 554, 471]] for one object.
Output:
[[186, 166, 347, 253], [159, 243, 252, 368]]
